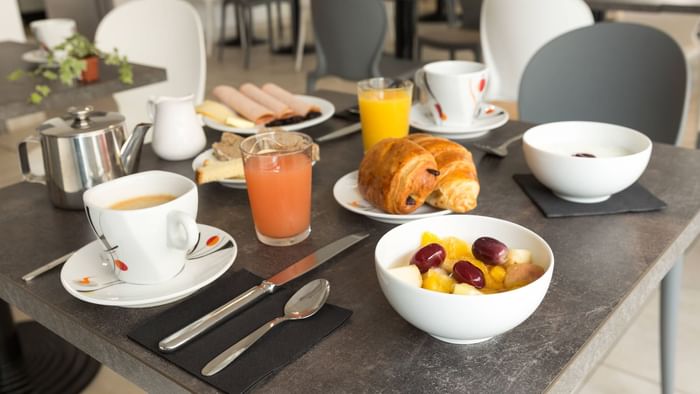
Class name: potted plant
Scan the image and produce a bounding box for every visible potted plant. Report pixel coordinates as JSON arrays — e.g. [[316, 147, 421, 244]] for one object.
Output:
[[8, 33, 133, 104]]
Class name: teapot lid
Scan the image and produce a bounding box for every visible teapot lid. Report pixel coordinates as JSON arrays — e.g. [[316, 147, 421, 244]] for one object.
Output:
[[38, 106, 125, 137]]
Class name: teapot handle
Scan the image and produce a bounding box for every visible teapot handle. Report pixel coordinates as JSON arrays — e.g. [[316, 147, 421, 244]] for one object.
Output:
[[17, 135, 46, 184]]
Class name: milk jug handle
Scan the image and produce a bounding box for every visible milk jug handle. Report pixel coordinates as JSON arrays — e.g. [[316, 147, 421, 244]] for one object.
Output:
[[17, 135, 46, 184]]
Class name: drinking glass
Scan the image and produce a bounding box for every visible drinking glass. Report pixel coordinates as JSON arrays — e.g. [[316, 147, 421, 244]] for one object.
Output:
[[240, 131, 313, 246], [357, 78, 413, 152]]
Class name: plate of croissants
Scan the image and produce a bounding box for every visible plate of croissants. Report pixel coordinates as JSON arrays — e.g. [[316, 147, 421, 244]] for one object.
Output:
[[196, 83, 334, 134], [333, 134, 480, 224]]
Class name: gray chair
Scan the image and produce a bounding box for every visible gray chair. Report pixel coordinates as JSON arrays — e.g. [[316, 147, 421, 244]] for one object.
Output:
[[307, 0, 423, 93], [415, 0, 482, 61], [519, 22, 689, 394], [218, 0, 283, 68]]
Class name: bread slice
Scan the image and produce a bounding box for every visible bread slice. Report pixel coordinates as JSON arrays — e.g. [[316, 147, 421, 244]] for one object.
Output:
[[195, 158, 244, 184]]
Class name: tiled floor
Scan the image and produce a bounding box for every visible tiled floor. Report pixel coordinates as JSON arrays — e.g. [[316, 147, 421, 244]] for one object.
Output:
[[2, 7, 699, 394]]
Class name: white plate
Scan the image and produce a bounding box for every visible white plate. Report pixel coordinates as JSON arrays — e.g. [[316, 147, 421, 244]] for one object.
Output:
[[202, 95, 335, 134], [192, 149, 246, 189], [60, 224, 236, 308], [333, 171, 451, 224], [21, 49, 59, 68], [410, 103, 509, 139]]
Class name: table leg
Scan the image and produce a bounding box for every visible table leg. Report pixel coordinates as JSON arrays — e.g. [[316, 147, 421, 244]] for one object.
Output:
[[0, 301, 99, 393], [394, 0, 417, 59], [660, 258, 683, 394]]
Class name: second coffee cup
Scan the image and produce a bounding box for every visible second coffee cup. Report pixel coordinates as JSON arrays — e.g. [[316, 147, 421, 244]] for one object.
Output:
[[82, 170, 199, 285], [415, 60, 488, 127]]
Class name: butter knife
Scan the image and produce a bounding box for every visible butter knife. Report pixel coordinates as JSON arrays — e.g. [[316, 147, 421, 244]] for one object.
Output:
[[22, 250, 75, 282], [158, 231, 369, 352], [316, 122, 361, 142]]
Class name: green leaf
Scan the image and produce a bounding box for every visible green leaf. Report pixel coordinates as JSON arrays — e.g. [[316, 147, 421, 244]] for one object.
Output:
[[42, 70, 57, 80], [7, 69, 24, 81], [29, 92, 43, 104], [36, 85, 51, 96]]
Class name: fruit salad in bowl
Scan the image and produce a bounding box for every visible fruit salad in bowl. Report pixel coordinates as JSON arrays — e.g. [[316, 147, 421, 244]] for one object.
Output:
[[375, 215, 554, 344]]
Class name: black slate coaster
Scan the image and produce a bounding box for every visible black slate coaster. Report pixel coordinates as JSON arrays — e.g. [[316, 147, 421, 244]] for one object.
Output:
[[128, 270, 352, 393], [513, 174, 666, 218]]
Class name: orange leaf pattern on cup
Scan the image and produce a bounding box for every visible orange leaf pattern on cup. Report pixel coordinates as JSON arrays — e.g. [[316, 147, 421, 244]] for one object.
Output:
[[115, 259, 128, 271], [478, 78, 486, 93]]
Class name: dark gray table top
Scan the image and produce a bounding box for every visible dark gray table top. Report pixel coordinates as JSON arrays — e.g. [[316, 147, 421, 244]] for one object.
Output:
[[585, 0, 700, 12], [0, 41, 167, 128], [1, 91, 699, 393]]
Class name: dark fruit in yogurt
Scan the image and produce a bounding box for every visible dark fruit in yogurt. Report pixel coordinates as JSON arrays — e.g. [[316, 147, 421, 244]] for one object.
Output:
[[410, 243, 446, 273], [573, 152, 596, 158], [472, 237, 509, 265], [452, 261, 485, 289]]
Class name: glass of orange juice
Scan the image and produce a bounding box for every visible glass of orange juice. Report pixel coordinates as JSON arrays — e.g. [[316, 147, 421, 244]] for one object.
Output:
[[240, 131, 313, 246], [357, 78, 413, 151]]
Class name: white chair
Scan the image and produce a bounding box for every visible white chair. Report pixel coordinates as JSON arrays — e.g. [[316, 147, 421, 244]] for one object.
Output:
[[0, 0, 26, 43], [480, 0, 593, 102], [95, 0, 206, 137]]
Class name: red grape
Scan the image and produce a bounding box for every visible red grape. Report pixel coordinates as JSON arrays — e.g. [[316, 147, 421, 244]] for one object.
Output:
[[410, 243, 446, 273], [472, 237, 509, 265], [452, 261, 485, 289]]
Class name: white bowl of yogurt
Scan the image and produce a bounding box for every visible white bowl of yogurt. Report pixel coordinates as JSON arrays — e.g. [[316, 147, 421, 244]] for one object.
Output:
[[522, 121, 652, 203]]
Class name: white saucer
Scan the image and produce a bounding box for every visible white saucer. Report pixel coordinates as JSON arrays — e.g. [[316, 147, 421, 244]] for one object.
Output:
[[202, 95, 335, 134], [333, 171, 451, 224], [21, 49, 58, 68], [410, 103, 509, 140], [192, 149, 246, 189], [60, 224, 237, 308]]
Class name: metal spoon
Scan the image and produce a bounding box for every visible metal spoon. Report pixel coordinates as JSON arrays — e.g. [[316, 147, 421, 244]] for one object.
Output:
[[473, 133, 524, 158], [201, 278, 331, 376]]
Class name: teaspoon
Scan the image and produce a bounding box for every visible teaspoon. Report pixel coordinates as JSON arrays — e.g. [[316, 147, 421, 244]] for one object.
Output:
[[201, 278, 330, 376]]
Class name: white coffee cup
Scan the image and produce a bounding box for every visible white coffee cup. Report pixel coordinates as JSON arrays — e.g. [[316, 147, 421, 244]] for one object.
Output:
[[82, 171, 199, 285], [29, 18, 77, 53], [415, 60, 488, 127]]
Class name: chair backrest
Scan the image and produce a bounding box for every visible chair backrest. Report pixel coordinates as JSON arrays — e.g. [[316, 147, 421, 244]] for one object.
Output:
[[519, 22, 689, 146], [95, 0, 206, 130], [0, 0, 26, 43], [458, 0, 482, 30], [480, 0, 593, 101], [307, 0, 386, 92]]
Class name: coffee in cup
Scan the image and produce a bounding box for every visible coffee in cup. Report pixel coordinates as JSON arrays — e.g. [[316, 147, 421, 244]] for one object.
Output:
[[415, 60, 488, 127], [82, 171, 199, 285]]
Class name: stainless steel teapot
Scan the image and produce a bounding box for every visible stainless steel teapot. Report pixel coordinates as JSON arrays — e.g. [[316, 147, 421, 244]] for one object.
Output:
[[17, 106, 151, 210]]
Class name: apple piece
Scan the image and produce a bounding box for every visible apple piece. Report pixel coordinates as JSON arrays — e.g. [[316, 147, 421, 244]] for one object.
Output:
[[388, 265, 422, 288], [452, 283, 483, 295], [421, 267, 455, 293], [504, 263, 545, 289], [507, 249, 532, 265]]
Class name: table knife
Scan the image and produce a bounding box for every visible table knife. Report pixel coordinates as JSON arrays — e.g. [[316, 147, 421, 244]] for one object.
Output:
[[22, 250, 75, 282], [158, 231, 369, 352], [316, 122, 361, 142]]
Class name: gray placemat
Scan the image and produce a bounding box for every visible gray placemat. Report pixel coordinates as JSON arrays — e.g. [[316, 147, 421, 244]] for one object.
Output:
[[129, 270, 351, 393], [514, 174, 666, 218]]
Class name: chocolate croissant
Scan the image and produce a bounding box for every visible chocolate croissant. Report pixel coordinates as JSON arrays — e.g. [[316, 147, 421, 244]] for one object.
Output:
[[358, 138, 440, 214], [407, 133, 480, 213]]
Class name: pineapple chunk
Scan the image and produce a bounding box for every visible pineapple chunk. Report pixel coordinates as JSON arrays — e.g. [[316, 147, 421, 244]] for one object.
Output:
[[443, 236, 471, 261], [421, 267, 455, 293], [452, 283, 483, 295], [489, 265, 506, 284], [388, 265, 422, 288], [508, 249, 532, 265], [420, 231, 441, 247]]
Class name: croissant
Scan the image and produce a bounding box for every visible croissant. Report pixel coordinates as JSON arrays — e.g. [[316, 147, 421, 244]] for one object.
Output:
[[358, 138, 440, 214], [407, 133, 480, 213]]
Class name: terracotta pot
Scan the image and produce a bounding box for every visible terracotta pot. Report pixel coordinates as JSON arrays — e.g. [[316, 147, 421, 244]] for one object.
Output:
[[80, 56, 100, 83]]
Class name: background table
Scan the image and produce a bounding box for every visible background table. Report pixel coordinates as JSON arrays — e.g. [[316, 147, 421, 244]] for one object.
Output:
[[0, 41, 167, 133], [585, 0, 700, 12], [1, 91, 699, 393]]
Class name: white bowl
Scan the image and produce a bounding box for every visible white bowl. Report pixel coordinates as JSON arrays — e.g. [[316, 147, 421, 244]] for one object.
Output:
[[375, 215, 554, 344], [523, 121, 652, 203]]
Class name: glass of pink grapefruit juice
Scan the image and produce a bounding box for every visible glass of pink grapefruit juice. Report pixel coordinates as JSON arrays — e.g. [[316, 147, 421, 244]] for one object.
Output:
[[240, 131, 313, 246]]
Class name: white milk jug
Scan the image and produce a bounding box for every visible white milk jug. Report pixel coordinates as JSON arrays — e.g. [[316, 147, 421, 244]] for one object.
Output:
[[149, 95, 206, 161]]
